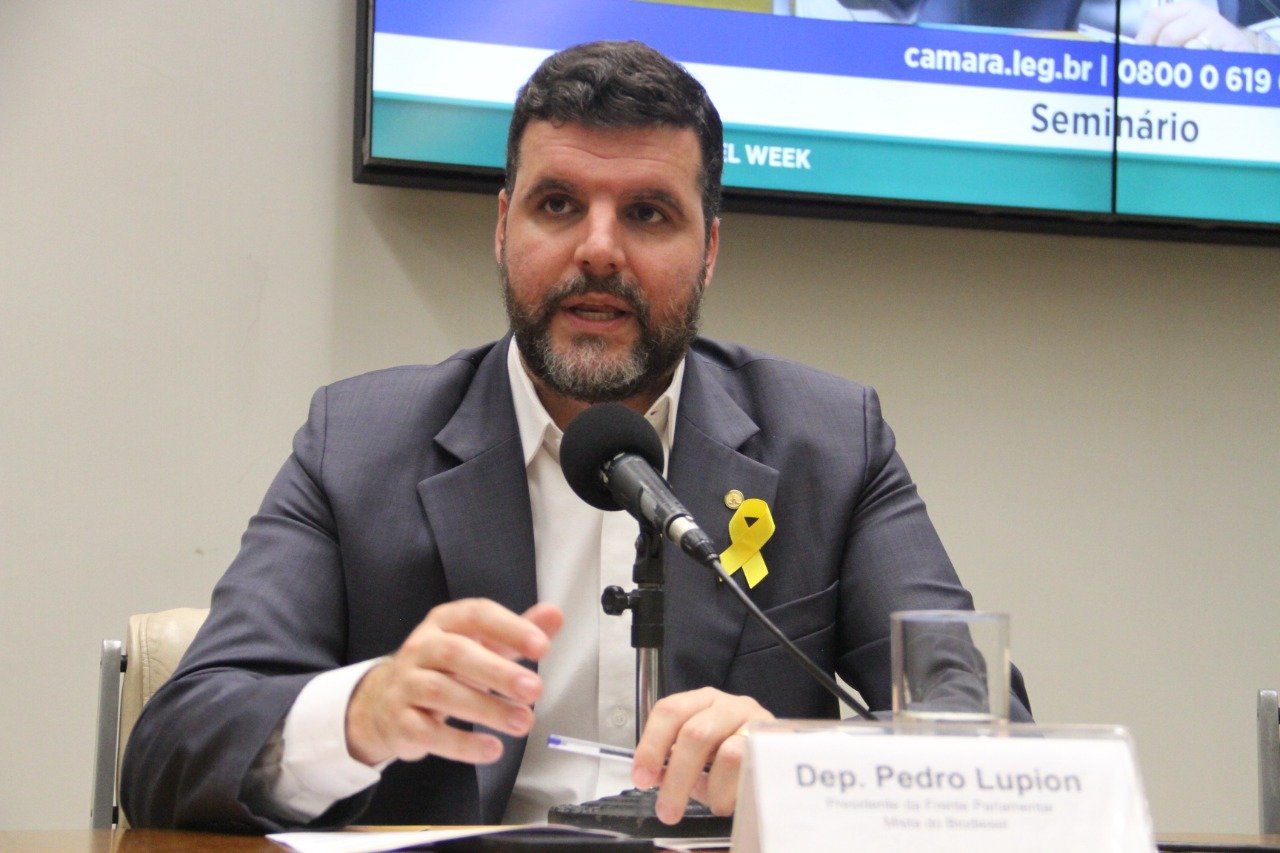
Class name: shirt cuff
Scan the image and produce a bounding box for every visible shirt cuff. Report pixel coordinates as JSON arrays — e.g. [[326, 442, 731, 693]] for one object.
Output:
[[272, 657, 390, 820]]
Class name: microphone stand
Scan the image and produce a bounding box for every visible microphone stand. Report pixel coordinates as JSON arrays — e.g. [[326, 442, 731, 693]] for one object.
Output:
[[606, 521, 664, 737], [547, 522, 732, 839]]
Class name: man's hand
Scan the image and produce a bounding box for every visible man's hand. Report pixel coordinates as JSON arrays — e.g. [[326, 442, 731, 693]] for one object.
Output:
[[630, 687, 775, 825], [1136, 2, 1278, 53], [345, 599, 564, 767]]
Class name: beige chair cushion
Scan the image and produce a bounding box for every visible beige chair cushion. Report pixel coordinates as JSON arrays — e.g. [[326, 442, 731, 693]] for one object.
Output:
[[115, 606, 209, 827]]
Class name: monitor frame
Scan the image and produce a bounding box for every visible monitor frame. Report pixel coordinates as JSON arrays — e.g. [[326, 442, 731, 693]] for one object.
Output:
[[352, 0, 1280, 247]]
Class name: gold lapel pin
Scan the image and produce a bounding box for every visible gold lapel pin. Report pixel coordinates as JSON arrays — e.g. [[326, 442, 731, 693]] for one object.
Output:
[[724, 489, 744, 510]]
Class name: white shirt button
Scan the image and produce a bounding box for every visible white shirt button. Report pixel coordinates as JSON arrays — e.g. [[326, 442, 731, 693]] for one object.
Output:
[[609, 707, 630, 729]]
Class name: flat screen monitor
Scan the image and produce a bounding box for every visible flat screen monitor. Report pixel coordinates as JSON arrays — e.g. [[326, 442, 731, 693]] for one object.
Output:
[[354, 0, 1280, 243]]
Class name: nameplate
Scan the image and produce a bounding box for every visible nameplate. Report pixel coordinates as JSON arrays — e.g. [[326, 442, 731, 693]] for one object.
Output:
[[731, 720, 1155, 853]]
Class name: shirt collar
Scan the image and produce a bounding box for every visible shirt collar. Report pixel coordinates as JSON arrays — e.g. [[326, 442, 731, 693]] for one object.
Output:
[[506, 338, 684, 470]]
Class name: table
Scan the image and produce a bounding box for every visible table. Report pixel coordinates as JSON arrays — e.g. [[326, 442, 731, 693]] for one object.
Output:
[[4, 828, 1280, 851]]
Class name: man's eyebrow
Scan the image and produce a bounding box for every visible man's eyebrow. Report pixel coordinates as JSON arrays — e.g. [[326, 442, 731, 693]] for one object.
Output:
[[628, 188, 686, 216], [522, 177, 577, 200]]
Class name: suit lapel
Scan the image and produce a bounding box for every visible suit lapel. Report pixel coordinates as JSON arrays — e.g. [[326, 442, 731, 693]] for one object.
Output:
[[416, 338, 535, 823], [664, 351, 779, 695], [417, 340, 538, 614]]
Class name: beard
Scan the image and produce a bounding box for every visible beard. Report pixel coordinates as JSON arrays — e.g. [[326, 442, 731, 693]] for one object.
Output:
[[501, 258, 705, 405]]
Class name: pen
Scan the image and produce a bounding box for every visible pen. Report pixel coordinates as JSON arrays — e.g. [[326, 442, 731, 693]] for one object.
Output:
[[547, 734, 637, 765], [547, 734, 714, 773]]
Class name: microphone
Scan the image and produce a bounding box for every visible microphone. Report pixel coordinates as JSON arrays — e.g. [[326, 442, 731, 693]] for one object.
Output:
[[559, 403, 875, 720], [560, 402, 718, 565]]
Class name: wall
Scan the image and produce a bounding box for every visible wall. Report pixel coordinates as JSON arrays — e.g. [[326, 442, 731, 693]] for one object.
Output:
[[2, 0, 1277, 832]]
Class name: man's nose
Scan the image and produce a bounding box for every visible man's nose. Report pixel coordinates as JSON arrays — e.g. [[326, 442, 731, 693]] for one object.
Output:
[[573, 209, 624, 275]]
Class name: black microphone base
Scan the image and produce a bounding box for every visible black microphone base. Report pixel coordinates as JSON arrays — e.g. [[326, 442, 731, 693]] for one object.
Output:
[[547, 788, 732, 839]]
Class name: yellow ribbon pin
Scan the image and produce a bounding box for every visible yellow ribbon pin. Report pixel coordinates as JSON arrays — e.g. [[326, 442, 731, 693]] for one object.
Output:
[[719, 498, 775, 589]]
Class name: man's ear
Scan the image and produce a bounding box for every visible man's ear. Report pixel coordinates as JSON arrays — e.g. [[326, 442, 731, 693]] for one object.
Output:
[[495, 188, 510, 266], [703, 216, 721, 288]]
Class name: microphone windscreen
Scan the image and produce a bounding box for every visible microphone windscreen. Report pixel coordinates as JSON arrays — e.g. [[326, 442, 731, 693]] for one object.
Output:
[[560, 402, 664, 511]]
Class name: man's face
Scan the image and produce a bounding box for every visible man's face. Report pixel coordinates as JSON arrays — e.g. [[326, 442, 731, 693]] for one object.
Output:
[[496, 120, 719, 407]]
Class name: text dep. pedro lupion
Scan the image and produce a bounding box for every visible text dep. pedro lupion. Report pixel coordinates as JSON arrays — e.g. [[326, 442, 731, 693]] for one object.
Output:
[[796, 762, 1084, 798]]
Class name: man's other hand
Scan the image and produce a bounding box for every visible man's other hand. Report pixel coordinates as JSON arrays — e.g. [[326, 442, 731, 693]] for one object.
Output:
[[1136, 2, 1278, 53], [631, 687, 775, 825], [345, 599, 564, 766]]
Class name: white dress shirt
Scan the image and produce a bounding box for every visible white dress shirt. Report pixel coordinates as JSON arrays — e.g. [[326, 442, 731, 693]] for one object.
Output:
[[256, 340, 683, 824]]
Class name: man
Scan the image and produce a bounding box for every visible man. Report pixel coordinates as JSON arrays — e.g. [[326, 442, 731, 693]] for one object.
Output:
[[122, 40, 1031, 832]]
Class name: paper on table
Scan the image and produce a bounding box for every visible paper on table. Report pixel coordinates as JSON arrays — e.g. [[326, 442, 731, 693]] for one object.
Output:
[[269, 824, 639, 852], [268, 829, 489, 853], [268, 829, 476, 850]]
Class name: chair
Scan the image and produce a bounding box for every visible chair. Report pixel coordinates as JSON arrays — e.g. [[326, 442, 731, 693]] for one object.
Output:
[[91, 607, 210, 828], [1260, 689, 1280, 835]]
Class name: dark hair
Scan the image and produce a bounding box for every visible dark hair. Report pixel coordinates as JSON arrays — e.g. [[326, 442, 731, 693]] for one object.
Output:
[[505, 40, 723, 233]]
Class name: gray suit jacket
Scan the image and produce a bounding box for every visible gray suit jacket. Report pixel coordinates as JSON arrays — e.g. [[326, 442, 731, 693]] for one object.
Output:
[[122, 336, 1031, 831]]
